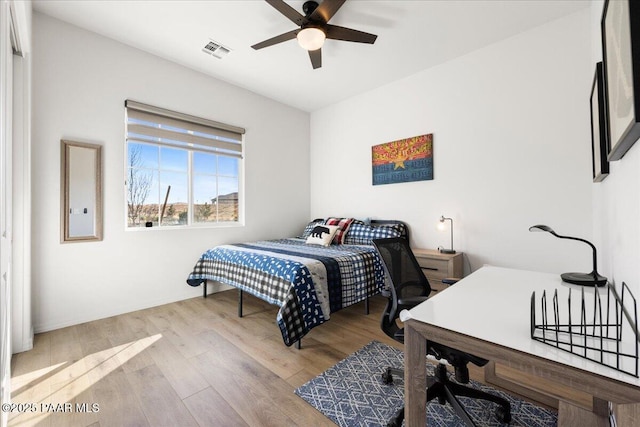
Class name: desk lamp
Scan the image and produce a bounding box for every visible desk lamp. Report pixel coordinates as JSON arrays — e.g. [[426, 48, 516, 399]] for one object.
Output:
[[528, 224, 607, 287], [438, 216, 456, 254]]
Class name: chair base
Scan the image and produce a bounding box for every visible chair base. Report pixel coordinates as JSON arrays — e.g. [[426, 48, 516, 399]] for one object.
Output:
[[382, 364, 512, 427]]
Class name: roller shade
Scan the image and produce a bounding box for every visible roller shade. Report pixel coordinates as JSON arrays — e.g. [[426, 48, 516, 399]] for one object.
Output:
[[125, 100, 244, 158]]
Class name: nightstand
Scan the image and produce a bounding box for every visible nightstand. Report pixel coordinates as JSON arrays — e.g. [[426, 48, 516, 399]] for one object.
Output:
[[412, 248, 463, 293]]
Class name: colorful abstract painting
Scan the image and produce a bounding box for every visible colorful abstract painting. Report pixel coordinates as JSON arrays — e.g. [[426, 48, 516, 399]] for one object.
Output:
[[372, 134, 433, 185]]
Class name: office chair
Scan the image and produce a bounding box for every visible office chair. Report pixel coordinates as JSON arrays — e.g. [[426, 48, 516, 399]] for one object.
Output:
[[372, 238, 511, 427]]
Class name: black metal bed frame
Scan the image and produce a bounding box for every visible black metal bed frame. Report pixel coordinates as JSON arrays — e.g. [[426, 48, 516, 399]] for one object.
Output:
[[196, 219, 410, 350]]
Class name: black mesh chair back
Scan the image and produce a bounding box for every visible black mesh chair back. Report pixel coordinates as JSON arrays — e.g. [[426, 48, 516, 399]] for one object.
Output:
[[375, 237, 430, 299], [373, 237, 431, 343]]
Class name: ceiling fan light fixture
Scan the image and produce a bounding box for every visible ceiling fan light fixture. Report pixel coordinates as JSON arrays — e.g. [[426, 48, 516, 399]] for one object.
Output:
[[297, 27, 325, 51]]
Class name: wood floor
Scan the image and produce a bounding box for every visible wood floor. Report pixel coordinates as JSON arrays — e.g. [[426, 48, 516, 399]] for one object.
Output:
[[9, 290, 490, 427]]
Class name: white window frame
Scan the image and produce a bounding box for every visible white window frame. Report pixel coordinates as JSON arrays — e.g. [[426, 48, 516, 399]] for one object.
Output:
[[124, 100, 245, 230]]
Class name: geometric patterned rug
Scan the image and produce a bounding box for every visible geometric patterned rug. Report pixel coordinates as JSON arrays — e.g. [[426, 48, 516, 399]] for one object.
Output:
[[295, 341, 558, 427]]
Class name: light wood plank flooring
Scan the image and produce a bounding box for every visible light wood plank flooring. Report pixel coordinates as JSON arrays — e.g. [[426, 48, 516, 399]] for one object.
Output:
[[9, 290, 491, 427]]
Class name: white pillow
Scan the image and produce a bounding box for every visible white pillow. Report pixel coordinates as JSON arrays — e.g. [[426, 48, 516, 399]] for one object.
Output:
[[305, 224, 339, 246]]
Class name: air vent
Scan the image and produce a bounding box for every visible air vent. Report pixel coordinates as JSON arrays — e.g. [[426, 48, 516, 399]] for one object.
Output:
[[202, 40, 231, 59]]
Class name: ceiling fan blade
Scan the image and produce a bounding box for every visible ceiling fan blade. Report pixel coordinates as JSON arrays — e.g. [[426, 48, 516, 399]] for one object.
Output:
[[325, 24, 377, 44], [251, 29, 299, 50], [265, 0, 305, 26], [309, 49, 322, 69], [309, 0, 346, 23]]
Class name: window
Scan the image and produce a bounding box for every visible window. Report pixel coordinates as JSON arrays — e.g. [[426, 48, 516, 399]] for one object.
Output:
[[125, 100, 244, 228]]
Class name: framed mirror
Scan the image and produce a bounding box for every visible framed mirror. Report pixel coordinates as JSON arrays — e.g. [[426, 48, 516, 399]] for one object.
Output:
[[61, 140, 103, 242]]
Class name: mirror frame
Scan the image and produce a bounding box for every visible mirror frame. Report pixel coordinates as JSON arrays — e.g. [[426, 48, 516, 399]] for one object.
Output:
[[60, 139, 103, 243]]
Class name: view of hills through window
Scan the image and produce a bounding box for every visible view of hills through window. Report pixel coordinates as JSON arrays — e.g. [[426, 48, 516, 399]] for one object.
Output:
[[127, 143, 239, 227]]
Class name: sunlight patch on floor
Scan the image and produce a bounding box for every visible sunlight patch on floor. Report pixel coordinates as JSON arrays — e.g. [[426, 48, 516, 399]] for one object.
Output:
[[9, 334, 162, 426]]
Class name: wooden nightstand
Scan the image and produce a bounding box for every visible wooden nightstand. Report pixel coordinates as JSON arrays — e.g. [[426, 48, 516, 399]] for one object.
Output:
[[412, 248, 463, 293]]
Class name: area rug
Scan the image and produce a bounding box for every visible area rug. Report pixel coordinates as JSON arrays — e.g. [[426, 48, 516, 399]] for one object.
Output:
[[295, 341, 557, 427]]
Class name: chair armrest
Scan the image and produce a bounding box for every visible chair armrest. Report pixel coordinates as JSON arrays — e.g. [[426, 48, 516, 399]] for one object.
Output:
[[442, 277, 461, 286], [397, 296, 429, 309]]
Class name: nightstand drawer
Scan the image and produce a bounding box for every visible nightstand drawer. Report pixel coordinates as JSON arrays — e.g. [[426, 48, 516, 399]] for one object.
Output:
[[417, 257, 449, 281], [412, 248, 463, 289]]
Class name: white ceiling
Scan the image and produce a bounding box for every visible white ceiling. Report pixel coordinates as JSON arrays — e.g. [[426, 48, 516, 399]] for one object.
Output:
[[32, 0, 590, 112]]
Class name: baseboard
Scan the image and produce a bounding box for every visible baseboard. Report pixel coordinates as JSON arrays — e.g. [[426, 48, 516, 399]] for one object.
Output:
[[11, 326, 33, 354], [33, 281, 233, 334]]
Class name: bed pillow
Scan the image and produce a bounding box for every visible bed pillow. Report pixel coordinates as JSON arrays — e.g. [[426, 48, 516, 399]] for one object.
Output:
[[353, 217, 372, 226], [325, 217, 355, 244], [306, 224, 339, 246], [299, 218, 325, 239], [343, 222, 403, 245]]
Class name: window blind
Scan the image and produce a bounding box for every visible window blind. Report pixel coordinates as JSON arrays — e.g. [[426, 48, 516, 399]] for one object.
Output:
[[125, 100, 245, 158]]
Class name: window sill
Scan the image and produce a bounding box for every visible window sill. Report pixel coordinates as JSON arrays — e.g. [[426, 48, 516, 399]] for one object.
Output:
[[125, 222, 244, 232]]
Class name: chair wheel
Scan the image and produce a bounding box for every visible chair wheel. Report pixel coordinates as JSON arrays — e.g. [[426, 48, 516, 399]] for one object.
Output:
[[386, 407, 404, 427], [381, 368, 394, 384], [495, 405, 511, 423]]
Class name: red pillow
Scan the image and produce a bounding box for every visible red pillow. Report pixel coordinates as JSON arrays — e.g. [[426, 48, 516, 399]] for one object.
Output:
[[325, 217, 355, 244]]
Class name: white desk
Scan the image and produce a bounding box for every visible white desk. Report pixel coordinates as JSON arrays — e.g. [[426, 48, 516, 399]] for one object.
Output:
[[403, 266, 640, 426]]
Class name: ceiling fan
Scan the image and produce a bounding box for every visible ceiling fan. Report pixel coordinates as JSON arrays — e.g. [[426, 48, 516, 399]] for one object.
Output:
[[251, 0, 378, 69]]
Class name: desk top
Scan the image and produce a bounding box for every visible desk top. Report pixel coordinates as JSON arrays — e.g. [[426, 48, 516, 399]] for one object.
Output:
[[404, 265, 640, 387]]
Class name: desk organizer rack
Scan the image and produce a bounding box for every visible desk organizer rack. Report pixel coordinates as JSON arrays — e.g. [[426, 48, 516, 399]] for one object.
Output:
[[530, 282, 639, 377]]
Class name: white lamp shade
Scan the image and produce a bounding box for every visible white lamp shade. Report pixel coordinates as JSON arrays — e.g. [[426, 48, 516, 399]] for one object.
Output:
[[297, 27, 326, 51]]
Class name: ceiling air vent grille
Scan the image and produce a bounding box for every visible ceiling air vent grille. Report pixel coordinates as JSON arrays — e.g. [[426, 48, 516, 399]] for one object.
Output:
[[202, 40, 231, 59]]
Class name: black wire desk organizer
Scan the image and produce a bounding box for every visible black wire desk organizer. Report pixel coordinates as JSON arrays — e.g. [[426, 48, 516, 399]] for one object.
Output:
[[530, 282, 639, 378]]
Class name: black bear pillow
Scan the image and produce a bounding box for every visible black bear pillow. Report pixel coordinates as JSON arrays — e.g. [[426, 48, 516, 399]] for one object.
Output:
[[300, 218, 325, 239], [305, 224, 339, 246]]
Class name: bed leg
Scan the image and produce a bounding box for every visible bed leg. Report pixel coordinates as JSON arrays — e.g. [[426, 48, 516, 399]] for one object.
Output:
[[365, 296, 369, 315], [203, 280, 207, 298], [238, 289, 243, 318], [296, 339, 301, 350]]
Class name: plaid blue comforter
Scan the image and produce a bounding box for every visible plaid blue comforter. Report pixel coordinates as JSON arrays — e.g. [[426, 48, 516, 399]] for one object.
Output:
[[186, 238, 385, 346]]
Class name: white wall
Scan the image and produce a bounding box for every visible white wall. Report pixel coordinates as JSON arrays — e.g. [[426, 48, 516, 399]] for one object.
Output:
[[31, 13, 310, 332], [33, 3, 640, 336], [310, 9, 594, 276], [589, 0, 640, 297]]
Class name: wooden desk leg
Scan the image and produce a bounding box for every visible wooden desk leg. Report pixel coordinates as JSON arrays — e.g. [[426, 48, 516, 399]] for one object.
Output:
[[405, 321, 427, 427], [614, 402, 640, 426]]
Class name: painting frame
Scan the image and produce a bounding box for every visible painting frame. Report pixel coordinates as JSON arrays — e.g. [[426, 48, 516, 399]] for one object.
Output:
[[601, 0, 640, 161], [591, 62, 609, 182], [371, 134, 433, 186]]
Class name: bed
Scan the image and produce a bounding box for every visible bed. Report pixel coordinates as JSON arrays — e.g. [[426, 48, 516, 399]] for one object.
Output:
[[186, 218, 408, 347]]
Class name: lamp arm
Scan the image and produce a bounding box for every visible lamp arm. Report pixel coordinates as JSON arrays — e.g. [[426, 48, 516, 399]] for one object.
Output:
[[550, 233, 599, 275]]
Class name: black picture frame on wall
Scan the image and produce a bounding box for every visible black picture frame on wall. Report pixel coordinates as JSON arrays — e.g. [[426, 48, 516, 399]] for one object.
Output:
[[601, 0, 640, 161], [591, 62, 610, 182]]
